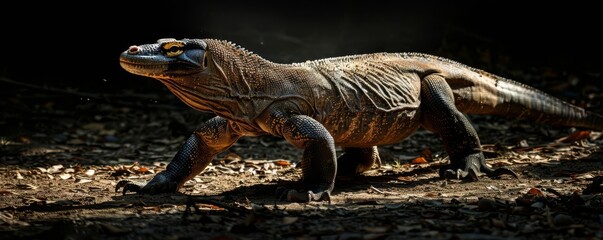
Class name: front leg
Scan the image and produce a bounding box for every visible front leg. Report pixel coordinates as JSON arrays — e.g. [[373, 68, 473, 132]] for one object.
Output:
[[272, 114, 337, 202], [116, 116, 240, 194], [420, 74, 517, 180]]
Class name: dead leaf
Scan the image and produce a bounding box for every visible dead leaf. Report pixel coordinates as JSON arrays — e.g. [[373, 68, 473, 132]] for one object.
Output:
[[21, 147, 64, 156], [557, 130, 591, 143], [153, 162, 167, 167], [22, 196, 46, 204], [527, 188, 545, 197], [85, 169, 95, 176], [48, 165, 64, 173], [111, 169, 132, 177], [397, 176, 415, 182], [76, 179, 92, 184], [143, 206, 161, 211], [0, 190, 14, 195], [195, 203, 225, 211], [273, 159, 290, 167], [490, 159, 513, 167], [137, 166, 149, 174], [73, 164, 83, 173], [411, 157, 428, 164], [424, 192, 439, 197], [223, 153, 242, 163], [16, 184, 38, 190], [59, 173, 72, 180]]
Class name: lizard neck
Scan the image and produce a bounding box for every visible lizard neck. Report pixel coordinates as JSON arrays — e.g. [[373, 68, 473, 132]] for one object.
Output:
[[160, 39, 312, 125]]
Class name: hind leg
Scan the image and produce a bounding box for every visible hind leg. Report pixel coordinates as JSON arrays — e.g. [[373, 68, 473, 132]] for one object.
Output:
[[420, 74, 517, 180], [337, 146, 381, 176]]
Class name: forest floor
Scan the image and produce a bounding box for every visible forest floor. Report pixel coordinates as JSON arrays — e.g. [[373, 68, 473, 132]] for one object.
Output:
[[0, 70, 602, 240]]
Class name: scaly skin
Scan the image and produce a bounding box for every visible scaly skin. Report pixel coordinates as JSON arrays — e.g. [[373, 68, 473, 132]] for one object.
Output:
[[116, 38, 603, 202]]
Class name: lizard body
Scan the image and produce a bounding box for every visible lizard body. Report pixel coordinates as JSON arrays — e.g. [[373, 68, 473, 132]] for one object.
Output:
[[117, 38, 602, 202]]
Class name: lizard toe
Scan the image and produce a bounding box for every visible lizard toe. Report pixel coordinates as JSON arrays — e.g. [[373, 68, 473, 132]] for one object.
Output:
[[440, 152, 519, 181], [440, 152, 482, 181], [285, 189, 331, 203], [115, 180, 144, 195], [278, 183, 333, 203], [442, 168, 479, 181], [116, 173, 179, 195]]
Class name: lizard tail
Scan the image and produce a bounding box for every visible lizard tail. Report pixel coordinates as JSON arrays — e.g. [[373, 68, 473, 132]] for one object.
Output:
[[489, 78, 603, 131]]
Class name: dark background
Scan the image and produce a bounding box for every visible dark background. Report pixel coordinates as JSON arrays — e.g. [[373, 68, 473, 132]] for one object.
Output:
[[1, 1, 601, 97]]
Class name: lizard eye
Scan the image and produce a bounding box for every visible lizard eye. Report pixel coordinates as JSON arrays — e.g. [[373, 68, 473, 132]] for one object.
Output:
[[161, 41, 185, 57]]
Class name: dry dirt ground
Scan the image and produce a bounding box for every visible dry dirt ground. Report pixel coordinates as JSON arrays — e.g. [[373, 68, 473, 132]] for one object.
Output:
[[1, 84, 602, 240]]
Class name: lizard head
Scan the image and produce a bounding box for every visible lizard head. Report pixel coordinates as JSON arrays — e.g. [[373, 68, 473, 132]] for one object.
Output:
[[119, 38, 208, 79], [119, 38, 255, 115]]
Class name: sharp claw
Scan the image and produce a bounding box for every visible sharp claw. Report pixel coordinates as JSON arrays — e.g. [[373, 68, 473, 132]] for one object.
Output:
[[441, 152, 518, 181], [458, 169, 467, 179], [115, 180, 127, 193], [443, 169, 460, 180], [308, 191, 331, 203], [486, 167, 519, 179], [115, 180, 145, 195], [124, 184, 143, 195], [282, 188, 332, 203], [467, 168, 479, 181]]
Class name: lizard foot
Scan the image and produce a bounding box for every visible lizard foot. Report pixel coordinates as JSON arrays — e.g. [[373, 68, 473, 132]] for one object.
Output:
[[115, 173, 179, 195], [276, 185, 332, 203], [439, 152, 518, 181]]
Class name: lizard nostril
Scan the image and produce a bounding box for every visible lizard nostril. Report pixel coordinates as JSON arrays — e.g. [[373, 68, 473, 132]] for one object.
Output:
[[127, 45, 139, 54]]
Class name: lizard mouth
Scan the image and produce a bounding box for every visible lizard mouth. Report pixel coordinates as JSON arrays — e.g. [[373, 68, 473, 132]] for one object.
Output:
[[119, 58, 169, 77], [119, 51, 200, 77]]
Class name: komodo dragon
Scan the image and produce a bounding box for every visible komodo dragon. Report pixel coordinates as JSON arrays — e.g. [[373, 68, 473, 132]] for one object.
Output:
[[116, 38, 603, 202]]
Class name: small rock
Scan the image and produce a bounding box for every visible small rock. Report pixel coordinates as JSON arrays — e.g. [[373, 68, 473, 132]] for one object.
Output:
[[105, 135, 119, 142], [530, 201, 544, 209], [553, 214, 573, 226], [477, 198, 497, 211], [53, 133, 69, 143]]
